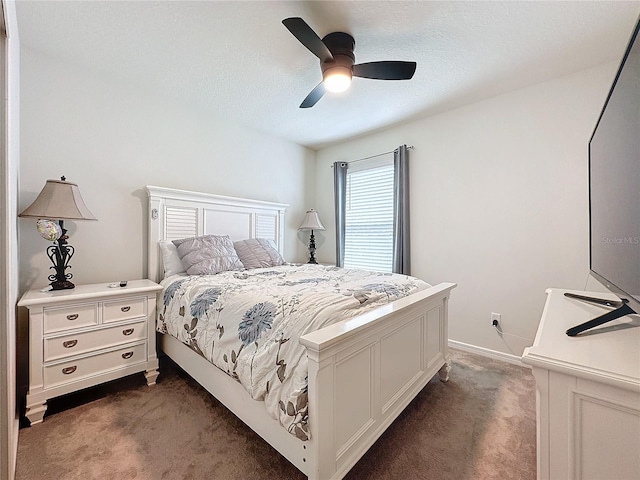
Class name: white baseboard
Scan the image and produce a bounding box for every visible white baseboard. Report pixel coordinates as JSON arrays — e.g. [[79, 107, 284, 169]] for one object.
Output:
[[448, 340, 527, 367]]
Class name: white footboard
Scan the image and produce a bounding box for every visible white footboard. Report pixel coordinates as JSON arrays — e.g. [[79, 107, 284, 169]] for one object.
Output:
[[301, 282, 455, 480]]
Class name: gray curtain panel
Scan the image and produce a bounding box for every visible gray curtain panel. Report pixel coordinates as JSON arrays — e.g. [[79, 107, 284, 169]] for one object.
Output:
[[393, 145, 411, 275], [333, 162, 348, 267]]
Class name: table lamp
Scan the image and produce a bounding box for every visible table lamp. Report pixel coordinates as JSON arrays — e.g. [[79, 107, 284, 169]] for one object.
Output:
[[19, 176, 97, 290], [298, 209, 325, 264]]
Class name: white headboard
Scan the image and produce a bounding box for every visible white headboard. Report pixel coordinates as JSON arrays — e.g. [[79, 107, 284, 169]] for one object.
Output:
[[146, 185, 288, 282]]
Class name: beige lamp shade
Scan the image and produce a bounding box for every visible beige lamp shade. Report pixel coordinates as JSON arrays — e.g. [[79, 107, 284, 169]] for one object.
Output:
[[19, 179, 97, 221], [298, 209, 325, 230]]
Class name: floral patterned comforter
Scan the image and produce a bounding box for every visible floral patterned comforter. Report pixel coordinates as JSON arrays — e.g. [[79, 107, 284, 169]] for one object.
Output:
[[158, 264, 429, 440]]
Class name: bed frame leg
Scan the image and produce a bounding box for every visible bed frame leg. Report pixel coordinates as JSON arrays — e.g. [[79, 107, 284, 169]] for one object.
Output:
[[438, 358, 451, 383]]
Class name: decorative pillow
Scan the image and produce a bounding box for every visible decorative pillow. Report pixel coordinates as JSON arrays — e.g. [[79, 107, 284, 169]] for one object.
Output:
[[159, 240, 186, 277], [172, 235, 244, 275], [233, 238, 286, 269]]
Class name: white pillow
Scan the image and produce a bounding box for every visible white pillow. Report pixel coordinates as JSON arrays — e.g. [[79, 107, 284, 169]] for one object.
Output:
[[159, 240, 186, 277]]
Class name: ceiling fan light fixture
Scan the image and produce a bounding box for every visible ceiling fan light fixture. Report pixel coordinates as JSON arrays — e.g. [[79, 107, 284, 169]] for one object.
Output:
[[323, 66, 352, 93], [283, 18, 416, 107]]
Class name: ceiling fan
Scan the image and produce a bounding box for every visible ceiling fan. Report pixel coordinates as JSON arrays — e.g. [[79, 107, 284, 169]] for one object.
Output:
[[282, 17, 417, 108]]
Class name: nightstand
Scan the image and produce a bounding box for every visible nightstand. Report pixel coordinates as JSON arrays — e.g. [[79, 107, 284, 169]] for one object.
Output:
[[18, 279, 163, 424]]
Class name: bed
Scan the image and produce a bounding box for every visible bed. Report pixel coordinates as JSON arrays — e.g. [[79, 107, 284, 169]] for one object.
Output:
[[146, 185, 456, 480]]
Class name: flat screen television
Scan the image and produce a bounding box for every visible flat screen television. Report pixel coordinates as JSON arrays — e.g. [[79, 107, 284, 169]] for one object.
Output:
[[566, 16, 640, 336]]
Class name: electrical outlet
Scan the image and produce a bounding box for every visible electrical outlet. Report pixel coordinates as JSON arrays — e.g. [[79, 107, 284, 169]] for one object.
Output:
[[491, 312, 501, 327]]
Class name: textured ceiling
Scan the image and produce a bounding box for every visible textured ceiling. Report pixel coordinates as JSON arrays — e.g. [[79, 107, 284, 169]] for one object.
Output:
[[15, 1, 640, 149]]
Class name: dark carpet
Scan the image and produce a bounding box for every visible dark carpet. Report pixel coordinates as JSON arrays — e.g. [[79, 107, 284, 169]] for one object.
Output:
[[15, 349, 536, 479]]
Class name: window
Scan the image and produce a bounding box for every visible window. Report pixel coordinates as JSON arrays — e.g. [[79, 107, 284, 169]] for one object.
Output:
[[343, 157, 394, 272]]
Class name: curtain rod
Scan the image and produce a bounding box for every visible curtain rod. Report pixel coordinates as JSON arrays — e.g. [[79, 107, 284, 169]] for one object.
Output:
[[330, 145, 414, 167]]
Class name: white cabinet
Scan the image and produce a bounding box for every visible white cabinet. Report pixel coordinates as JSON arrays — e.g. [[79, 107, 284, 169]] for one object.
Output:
[[18, 279, 163, 424], [522, 289, 640, 480]]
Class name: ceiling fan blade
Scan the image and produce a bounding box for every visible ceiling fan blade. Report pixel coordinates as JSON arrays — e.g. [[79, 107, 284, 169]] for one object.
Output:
[[353, 61, 417, 80], [283, 17, 333, 63], [300, 82, 326, 108]]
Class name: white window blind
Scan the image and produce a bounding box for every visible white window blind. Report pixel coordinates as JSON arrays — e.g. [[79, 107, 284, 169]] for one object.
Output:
[[343, 159, 394, 272]]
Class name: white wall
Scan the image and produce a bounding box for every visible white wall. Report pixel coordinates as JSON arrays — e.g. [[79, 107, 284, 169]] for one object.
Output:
[[19, 47, 316, 292], [1, 1, 20, 478], [315, 63, 618, 357]]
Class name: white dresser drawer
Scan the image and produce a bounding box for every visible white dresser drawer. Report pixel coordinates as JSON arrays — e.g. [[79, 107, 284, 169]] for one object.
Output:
[[44, 320, 147, 362], [103, 297, 146, 323], [44, 303, 99, 333], [44, 343, 147, 389]]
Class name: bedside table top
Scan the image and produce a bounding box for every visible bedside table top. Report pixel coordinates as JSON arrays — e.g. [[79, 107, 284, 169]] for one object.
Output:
[[18, 279, 163, 307]]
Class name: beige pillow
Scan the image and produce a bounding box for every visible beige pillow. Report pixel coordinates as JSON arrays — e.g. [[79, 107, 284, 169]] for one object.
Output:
[[173, 235, 244, 275], [233, 238, 286, 269]]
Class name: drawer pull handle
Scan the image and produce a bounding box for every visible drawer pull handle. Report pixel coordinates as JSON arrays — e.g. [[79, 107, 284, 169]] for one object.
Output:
[[121, 306, 131, 312], [62, 366, 77, 375], [122, 351, 134, 359], [66, 314, 79, 321], [122, 328, 134, 336], [63, 340, 78, 348]]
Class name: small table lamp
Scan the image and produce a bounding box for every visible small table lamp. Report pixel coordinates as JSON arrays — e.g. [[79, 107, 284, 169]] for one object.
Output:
[[298, 209, 325, 264], [19, 177, 97, 290]]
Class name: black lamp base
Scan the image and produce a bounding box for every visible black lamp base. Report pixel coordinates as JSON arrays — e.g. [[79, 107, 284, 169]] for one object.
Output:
[[307, 229, 318, 264], [51, 280, 75, 290], [46, 222, 75, 290]]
